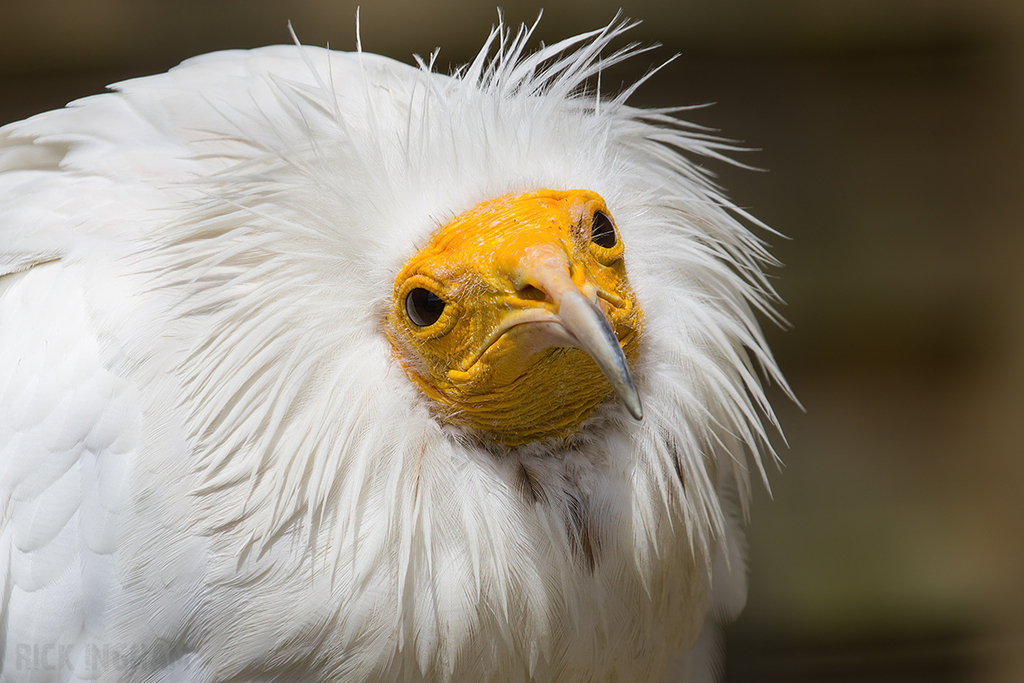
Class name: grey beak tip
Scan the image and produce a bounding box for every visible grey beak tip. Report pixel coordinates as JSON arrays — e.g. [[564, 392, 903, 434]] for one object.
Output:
[[556, 290, 644, 423], [621, 382, 643, 420]]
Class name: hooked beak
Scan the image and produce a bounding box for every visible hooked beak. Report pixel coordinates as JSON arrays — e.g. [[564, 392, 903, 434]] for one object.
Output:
[[508, 244, 643, 420], [555, 289, 643, 420]]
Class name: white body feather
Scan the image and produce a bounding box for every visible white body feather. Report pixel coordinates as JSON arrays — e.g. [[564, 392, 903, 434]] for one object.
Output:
[[0, 22, 784, 683]]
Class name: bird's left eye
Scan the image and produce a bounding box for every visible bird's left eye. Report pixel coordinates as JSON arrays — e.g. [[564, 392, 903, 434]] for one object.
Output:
[[590, 211, 617, 248], [406, 288, 446, 327]]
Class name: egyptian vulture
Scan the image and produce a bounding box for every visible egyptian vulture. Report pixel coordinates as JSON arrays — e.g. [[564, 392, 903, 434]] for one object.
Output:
[[0, 18, 785, 683]]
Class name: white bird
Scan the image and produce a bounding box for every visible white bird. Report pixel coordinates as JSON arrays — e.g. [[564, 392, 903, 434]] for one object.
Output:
[[0, 18, 786, 683]]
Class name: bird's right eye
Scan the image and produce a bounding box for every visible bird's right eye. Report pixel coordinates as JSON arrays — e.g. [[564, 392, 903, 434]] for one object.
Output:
[[406, 288, 446, 327]]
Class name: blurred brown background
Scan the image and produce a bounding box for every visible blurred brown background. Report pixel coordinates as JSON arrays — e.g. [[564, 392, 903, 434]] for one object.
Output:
[[2, 1, 1021, 681]]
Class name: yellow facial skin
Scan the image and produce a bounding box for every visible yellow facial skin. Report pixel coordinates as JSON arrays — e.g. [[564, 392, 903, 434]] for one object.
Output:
[[386, 189, 643, 445]]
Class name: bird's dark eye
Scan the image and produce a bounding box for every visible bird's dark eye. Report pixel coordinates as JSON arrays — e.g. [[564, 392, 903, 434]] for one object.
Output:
[[590, 211, 617, 248], [406, 288, 446, 327]]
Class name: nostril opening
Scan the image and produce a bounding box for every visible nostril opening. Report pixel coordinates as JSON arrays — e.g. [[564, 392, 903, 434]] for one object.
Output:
[[517, 285, 546, 301]]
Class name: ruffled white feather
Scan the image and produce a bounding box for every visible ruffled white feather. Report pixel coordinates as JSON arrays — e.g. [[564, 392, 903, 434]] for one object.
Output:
[[0, 17, 787, 683]]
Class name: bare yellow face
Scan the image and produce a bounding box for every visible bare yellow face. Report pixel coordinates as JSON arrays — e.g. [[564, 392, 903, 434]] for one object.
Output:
[[386, 189, 643, 445]]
